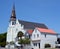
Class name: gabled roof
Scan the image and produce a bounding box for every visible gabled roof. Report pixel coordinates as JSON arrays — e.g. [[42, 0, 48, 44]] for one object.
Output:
[[18, 20, 48, 29], [36, 27, 56, 34], [27, 29, 33, 35]]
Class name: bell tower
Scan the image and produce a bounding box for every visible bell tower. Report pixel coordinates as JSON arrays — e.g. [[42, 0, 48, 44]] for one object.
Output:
[[10, 4, 16, 25], [6, 4, 17, 43]]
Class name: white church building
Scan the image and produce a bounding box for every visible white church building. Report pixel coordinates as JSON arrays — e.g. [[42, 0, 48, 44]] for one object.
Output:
[[6, 5, 58, 49]]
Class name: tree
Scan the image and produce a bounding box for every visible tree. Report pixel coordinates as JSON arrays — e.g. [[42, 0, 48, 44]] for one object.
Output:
[[23, 38, 30, 45], [19, 38, 30, 45], [0, 32, 7, 47], [17, 31, 24, 49], [17, 31, 30, 49]]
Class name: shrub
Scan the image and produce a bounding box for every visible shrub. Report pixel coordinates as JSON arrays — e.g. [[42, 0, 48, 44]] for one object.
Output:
[[10, 41, 14, 45]]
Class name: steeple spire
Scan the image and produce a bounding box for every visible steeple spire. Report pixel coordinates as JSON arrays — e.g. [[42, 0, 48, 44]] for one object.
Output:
[[10, 3, 16, 21]]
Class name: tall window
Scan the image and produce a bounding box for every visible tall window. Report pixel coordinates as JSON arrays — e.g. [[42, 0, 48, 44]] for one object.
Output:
[[33, 43, 37, 46], [34, 34, 35, 38], [45, 34, 46, 38], [37, 34, 39, 37]]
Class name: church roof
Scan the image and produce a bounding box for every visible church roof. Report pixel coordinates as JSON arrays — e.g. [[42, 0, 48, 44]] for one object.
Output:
[[18, 20, 48, 29], [37, 27, 56, 34]]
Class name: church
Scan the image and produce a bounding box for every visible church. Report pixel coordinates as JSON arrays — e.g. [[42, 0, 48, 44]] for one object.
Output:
[[6, 5, 59, 49]]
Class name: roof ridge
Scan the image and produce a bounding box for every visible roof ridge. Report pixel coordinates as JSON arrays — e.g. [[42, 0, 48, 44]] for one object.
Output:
[[18, 19, 45, 25], [36, 27, 56, 34], [18, 19, 48, 29]]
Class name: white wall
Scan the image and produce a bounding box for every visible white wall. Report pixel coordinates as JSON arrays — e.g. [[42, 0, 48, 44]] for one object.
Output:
[[31, 29, 41, 41], [31, 29, 41, 49], [40, 33, 57, 48], [31, 28, 57, 49], [7, 19, 57, 49], [7, 20, 26, 43]]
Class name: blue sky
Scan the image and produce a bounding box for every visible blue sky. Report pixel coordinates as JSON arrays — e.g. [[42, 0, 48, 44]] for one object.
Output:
[[0, 0, 60, 34]]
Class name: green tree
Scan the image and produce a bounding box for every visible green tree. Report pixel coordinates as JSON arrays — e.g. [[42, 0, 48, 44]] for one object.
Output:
[[17, 31, 30, 49], [19, 38, 30, 45], [17, 31, 24, 49], [0, 32, 7, 47], [24, 38, 30, 45]]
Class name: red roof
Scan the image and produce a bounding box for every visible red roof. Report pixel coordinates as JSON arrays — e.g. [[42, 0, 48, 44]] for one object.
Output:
[[27, 29, 33, 34], [37, 28, 56, 34]]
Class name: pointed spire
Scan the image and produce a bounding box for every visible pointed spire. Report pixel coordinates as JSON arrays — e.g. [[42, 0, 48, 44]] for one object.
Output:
[[10, 3, 16, 21]]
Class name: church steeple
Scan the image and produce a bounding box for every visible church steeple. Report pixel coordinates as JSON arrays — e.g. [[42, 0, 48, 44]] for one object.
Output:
[[10, 4, 16, 21]]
